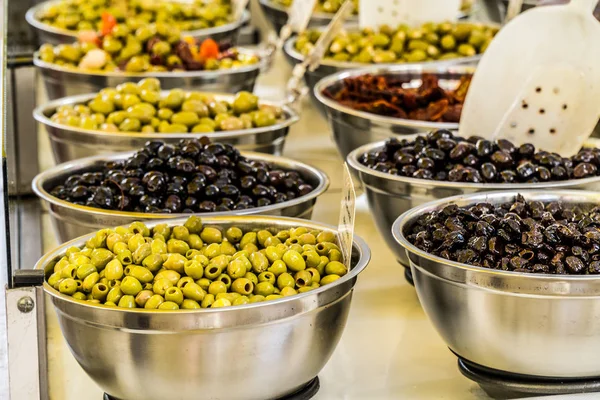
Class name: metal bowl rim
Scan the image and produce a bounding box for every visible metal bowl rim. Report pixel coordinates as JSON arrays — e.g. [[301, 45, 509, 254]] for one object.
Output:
[[33, 47, 263, 78], [258, 0, 471, 23], [26, 0, 251, 40], [313, 64, 475, 129], [33, 91, 300, 140], [258, 0, 359, 22], [36, 214, 370, 314], [347, 140, 600, 190], [392, 189, 600, 282], [283, 28, 488, 70], [33, 150, 330, 220]]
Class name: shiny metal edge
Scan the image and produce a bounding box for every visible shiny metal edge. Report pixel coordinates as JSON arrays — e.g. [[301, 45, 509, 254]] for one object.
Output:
[[33, 47, 263, 78], [32, 150, 330, 220], [35, 215, 370, 316], [33, 91, 300, 141], [258, 0, 359, 24], [347, 140, 600, 191], [313, 64, 475, 130], [392, 190, 600, 289], [26, 1, 250, 40]]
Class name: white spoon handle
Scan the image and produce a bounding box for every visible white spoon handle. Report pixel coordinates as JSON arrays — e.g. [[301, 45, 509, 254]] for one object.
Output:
[[505, 0, 524, 23], [568, 0, 598, 12]]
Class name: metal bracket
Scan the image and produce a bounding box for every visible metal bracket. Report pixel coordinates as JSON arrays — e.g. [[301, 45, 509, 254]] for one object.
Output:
[[6, 270, 48, 400]]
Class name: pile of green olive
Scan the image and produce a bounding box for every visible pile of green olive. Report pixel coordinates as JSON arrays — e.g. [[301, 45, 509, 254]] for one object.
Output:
[[37, 22, 259, 72], [38, 0, 233, 33], [274, 0, 472, 14], [46, 217, 349, 309], [295, 22, 498, 63], [49, 78, 283, 133], [275, 0, 358, 14]]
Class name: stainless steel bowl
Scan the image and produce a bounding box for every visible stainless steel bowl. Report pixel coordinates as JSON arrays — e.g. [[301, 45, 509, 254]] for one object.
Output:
[[314, 64, 473, 160], [347, 140, 600, 267], [393, 190, 600, 378], [26, 0, 251, 45], [36, 215, 370, 400], [33, 151, 329, 243], [34, 92, 299, 162], [34, 49, 263, 100], [283, 33, 483, 102], [258, 0, 471, 33]]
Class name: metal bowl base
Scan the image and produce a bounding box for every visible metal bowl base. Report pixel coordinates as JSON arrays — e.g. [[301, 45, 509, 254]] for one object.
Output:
[[103, 377, 320, 400], [458, 358, 600, 399]]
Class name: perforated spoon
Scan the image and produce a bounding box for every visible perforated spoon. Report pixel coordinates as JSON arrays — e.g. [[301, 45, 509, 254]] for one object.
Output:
[[458, 0, 600, 157]]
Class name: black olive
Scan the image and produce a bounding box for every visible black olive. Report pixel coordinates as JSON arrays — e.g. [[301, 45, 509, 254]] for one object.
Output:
[[416, 157, 435, 170], [480, 163, 497, 182], [516, 161, 536, 179], [518, 143, 535, 158], [394, 153, 415, 165], [565, 256, 585, 274], [500, 170, 517, 183], [490, 150, 513, 168], [412, 169, 433, 180], [475, 139, 494, 157], [573, 162, 597, 178], [496, 139, 516, 154], [449, 142, 475, 160]]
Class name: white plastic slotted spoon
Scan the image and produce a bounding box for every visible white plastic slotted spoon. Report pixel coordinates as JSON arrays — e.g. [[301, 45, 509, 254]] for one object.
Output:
[[458, 0, 600, 157]]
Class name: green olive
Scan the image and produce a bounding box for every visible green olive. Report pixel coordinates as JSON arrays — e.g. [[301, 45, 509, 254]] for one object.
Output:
[[171, 111, 200, 128], [121, 276, 143, 296], [158, 301, 179, 310], [164, 286, 184, 305]]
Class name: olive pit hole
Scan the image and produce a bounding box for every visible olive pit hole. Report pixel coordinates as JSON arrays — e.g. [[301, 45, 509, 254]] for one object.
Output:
[[209, 267, 218, 274], [297, 278, 306, 286], [98, 284, 107, 291], [70, 269, 76, 277], [123, 257, 131, 263], [244, 283, 252, 292], [125, 267, 131, 275]]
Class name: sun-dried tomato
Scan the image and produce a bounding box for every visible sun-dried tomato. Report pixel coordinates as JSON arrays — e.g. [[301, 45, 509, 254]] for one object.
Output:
[[323, 73, 472, 122]]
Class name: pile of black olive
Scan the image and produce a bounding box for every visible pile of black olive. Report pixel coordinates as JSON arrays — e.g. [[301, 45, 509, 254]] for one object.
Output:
[[406, 194, 600, 275], [359, 130, 600, 183], [49, 138, 314, 213]]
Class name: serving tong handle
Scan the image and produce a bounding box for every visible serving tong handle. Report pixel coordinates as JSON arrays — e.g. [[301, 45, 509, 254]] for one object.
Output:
[[285, 1, 355, 109], [260, 0, 319, 69]]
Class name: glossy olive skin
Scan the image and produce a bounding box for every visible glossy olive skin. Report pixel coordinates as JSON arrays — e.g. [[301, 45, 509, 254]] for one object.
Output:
[[49, 81, 277, 136], [46, 217, 347, 310], [295, 21, 497, 64]]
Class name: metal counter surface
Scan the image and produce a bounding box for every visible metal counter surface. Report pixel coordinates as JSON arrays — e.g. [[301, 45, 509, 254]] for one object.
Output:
[[38, 53, 492, 400]]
